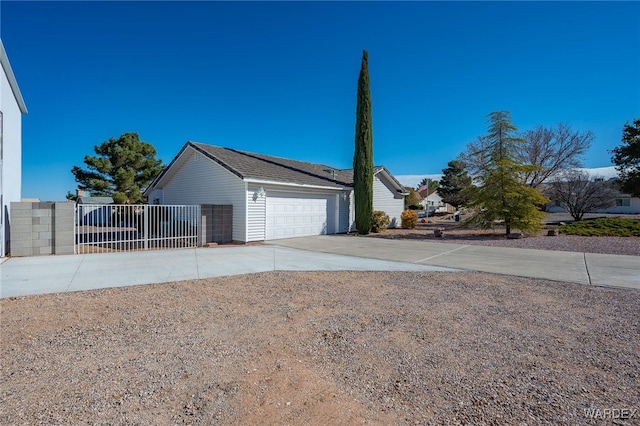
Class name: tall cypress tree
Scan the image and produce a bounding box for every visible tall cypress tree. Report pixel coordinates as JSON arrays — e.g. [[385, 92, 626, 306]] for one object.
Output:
[[353, 50, 374, 234]]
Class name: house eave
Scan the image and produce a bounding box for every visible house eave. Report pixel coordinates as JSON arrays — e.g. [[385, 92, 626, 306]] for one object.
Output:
[[244, 178, 352, 192], [375, 167, 408, 195], [0, 40, 28, 114]]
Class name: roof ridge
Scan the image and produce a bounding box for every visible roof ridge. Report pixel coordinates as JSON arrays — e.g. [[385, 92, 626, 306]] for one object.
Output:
[[225, 147, 351, 186], [190, 141, 351, 186]]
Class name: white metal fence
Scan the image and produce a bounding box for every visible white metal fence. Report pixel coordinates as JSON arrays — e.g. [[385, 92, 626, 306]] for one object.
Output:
[[75, 204, 201, 254]]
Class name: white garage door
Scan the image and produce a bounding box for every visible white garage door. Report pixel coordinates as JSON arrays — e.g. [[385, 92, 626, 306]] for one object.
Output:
[[266, 192, 335, 240]]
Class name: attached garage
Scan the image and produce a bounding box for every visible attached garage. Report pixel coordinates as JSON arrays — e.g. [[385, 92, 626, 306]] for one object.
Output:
[[266, 192, 335, 240], [144, 142, 407, 243]]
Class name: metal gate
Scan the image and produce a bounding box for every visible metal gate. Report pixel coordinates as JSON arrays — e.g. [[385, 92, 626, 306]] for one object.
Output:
[[75, 204, 201, 254]]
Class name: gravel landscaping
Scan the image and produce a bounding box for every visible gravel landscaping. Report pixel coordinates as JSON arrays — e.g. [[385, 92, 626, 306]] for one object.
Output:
[[367, 226, 640, 256], [2, 270, 639, 425], [365, 214, 640, 256]]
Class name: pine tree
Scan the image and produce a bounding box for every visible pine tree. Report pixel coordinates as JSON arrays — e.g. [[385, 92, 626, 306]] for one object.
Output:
[[353, 50, 374, 234], [466, 112, 548, 235], [611, 118, 640, 196], [437, 160, 472, 209], [71, 132, 164, 204]]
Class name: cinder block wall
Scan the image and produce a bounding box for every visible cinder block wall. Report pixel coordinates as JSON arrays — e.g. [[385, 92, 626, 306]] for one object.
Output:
[[9, 202, 75, 256], [201, 204, 233, 244], [54, 202, 75, 254]]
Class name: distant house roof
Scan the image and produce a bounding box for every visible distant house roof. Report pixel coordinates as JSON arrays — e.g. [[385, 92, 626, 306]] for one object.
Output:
[[417, 185, 438, 198], [77, 196, 114, 204], [0, 39, 27, 114], [146, 142, 407, 196]]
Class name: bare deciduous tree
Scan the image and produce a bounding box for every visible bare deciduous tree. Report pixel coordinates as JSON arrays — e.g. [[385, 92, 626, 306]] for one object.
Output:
[[459, 123, 593, 188], [518, 123, 593, 188], [547, 170, 619, 221], [458, 135, 491, 178]]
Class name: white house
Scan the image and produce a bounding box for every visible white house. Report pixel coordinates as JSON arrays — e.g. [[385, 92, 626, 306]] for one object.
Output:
[[417, 186, 454, 214], [144, 142, 407, 242], [543, 175, 640, 215], [546, 195, 640, 215], [1, 40, 28, 257], [601, 195, 640, 214]]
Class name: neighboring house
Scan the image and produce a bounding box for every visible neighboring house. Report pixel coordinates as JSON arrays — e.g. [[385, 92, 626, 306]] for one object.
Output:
[[546, 195, 640, 215], [77, 196, 115, 205], [543, 178, 640, 215], [417, 186, 454, 214], [1, 40, 28, 257], [76, 195, 115, 226], [603, 195, 640, 214], [144, 142, 407, 242]]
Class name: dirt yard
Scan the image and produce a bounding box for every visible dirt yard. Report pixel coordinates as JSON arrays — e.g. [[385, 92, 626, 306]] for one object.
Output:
[[1, 271, 638, 425]]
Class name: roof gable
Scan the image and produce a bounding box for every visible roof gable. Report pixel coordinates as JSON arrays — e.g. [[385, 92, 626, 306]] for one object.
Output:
[[146, 141, 407, 196], [190, 142, 353, 188]]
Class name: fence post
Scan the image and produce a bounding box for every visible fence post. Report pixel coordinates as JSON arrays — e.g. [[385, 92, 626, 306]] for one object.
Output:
[[199, 205, 205, 247], [53, 202, 75, 255], [144, 204, 149, 250]]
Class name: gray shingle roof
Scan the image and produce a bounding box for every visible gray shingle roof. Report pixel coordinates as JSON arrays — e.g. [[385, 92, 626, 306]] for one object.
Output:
[[77, 196, 114, 204], [190, 142, 354, 188]]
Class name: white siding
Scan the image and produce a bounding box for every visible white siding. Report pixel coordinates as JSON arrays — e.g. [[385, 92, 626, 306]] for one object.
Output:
[[372, 173, 404, 228], [161, 150, 246, 242], [147, 188, 163, 205], [341, 190, 355, 233], [1, 47, 25, 257], [246, 184, 266, 241], [596, 197, 640, 214]]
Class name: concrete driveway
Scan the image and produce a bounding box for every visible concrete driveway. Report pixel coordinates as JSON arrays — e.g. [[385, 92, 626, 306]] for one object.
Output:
[[2, 235, 638, 299], [0, 245, 455, 299], [266, 235, 640, 290]]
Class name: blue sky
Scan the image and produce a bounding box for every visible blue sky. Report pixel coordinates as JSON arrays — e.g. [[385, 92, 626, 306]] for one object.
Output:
[[2, 1, 639, 201]]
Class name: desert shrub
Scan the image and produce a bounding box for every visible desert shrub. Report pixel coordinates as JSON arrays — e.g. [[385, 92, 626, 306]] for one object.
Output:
[[401, 209, 418, 229], [559, 218, 640, 237], [371, 210, 391, 233]]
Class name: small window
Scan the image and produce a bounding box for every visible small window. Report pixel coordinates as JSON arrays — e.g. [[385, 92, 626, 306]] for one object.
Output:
[[616, 199, 631, 207], [153, 198, 160, 205]]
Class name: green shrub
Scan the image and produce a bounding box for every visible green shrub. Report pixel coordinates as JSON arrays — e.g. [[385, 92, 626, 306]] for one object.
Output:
[[559, 218, 640, 237], [401, 209, 418, 229], [371, 210, 390, 233]]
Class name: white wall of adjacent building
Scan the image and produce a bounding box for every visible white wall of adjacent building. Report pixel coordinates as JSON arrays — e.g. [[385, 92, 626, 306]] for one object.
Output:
[[372, 172, 405, 228], [1, 40, 27, 257]]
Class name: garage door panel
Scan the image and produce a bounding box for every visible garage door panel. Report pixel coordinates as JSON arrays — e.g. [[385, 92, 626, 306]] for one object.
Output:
[[266, 192, 335, 240]]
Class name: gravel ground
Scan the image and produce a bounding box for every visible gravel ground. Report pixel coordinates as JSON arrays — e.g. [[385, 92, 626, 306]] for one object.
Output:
[[1, 271, 639, 425], [365, 217, 640, 256]]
